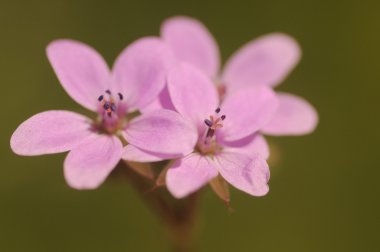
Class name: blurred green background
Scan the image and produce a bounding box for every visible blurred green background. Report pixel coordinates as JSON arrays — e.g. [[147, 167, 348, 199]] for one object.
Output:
[[1, 0, 379, 251]]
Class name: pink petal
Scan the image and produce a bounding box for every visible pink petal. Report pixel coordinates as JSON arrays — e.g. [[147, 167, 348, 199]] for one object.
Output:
[[140, 86, 176, 114], [166, 153, 218, 198], [167, 63, 219, 129], [10, 110, 93, 156], [46, 40, 110, 111], [221, 134, 270, 160], [112, 37, 176, 111], [215, 152, 270, 197], [64, 134, 122, 190], [123, 109, 198, 155], [161, 16, 220, 77], [220, 86, 278, 141], [222, 33, 301, 93], [262, 92, 318, 136], [122, 144, 181, 162]]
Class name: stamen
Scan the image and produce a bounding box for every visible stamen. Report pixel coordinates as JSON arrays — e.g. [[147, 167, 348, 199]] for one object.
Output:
[[204, 119, 213, 127], [203, 108, 226, 145], [97, 90, 125, 123], [118, 93, 123, 100]]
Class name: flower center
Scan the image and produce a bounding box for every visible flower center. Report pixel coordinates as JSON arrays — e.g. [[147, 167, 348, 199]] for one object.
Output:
[[96, 90, 127, 134], [198, 107, 226, 155]]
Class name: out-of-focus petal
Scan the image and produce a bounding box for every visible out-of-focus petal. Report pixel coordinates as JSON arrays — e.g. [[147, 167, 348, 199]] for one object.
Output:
[[112, 37, 176, 111], [215, 152, 270, 197], [123, 109, 197, 155], [161, 16, 220, 77], [262, 92, 318, 136], [167, 63, 219, 129], [46, 40, 110, 111], [221, 134, 270, 160], [166, 153, 218, 198], [122, 144, 182, 162], [223, 33, 301, 93], [220, 86, 278, 141], [64, 134, 122, 190], [10, 110, 93, 156]]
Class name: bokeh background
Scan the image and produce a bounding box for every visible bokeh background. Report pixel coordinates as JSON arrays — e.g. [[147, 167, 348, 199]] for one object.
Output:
[[1, 0, 379, 251]]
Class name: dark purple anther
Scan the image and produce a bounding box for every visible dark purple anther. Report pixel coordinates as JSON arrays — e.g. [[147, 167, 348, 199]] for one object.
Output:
[[215, 107, 221, 113], [221, 115, 226, 120], [110, 103, 116, 112], [204, 119, 213, 127], [105, 90, 111, 95], [103, 102, 110, 110], [118, 93, 123, 100], [98, 95, 104, 102]]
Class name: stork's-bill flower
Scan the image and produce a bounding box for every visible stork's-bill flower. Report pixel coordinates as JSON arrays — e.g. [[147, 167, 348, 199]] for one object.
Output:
[[124, 64, 278, 198], [10, 38, 197, 189]]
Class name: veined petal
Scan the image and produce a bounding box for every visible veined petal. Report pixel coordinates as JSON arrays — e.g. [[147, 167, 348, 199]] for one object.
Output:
[[64, 134, 122, 190], [161, 16, 220, 77], [123, 109, 197, 155], [262, 92, 318, 136], [223, 33, 301, 93], [167, 63, 219, 129], [122, 144, 182, 162], [10, 110, 93, 156], [220, 86, 278, 141], [46, 40, 110, 111], [221, 134, 270, 160], [215, 152, 270, 197], [112, 37, 176, 111], [166, 153, 218, 198]]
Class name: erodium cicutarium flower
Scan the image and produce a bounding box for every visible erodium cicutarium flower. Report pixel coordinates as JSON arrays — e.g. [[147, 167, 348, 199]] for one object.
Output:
[[10, 38, 198, 189], [124, 63, 278, 198], [148, 16, 318, 145]]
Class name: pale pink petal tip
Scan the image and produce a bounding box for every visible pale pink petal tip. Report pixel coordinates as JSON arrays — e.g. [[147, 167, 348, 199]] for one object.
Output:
[[64, 135, 122, 190], [161, 16, 220, 77], [10, 110, 93, 156], [46, 40, 110, 111], [216, 152, 270, 197], [223, 33, 301, 92], [166, 154, 218, 198], [262, 92, 318, 136]]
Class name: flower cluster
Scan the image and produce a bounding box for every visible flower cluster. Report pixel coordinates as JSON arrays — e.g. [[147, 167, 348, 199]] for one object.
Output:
[[10, 16, 318, 200]]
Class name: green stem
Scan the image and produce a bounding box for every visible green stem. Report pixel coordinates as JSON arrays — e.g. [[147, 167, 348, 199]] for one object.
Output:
[[121, 161, 199, 252]]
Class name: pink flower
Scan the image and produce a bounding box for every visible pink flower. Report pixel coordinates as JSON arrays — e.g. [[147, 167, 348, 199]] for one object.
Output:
[[10, 38, 197, 190], [124, 63, 279, 198], [149, 16, 318, 140]]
